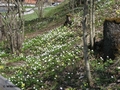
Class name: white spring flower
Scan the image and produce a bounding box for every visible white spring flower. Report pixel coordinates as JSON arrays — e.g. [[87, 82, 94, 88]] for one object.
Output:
[[72, 63, 74, 65], [68, 76, 70, 78], [57, 66, 59, 68], [60, 87, 63, 90], [40, 80, 43, 82], [33, 77, 35, 79], [111, 76, 114, 78], [100, 57, 104, 60], [33, 87, 36, 89], [117, 67, 120, 69], [91, 50, 94, 52], [52, 69, 55, 71], [98, 62, 100, 64], [41, 86, 44, 88], [27, 75, 29, 78]]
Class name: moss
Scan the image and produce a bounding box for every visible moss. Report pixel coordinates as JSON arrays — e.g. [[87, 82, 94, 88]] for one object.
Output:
[[105, 18, 120, 23], [66, 13, 73, 17]]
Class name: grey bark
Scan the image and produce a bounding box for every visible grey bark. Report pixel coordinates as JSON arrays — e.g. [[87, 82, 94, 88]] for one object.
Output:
[[37, 0, 43, 19], [82, 0, 93, 87], [90, 0, 95, 49]]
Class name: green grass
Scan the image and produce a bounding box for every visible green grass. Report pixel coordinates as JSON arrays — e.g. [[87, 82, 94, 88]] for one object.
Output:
[[43, 7, 55, 16], [23, 7, 54, 21], [23, 12, 38, 21]]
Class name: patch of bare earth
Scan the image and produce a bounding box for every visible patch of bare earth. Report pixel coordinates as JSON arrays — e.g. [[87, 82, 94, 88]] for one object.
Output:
[[6, 61, 26, 67], [25, 22, 64, 39]]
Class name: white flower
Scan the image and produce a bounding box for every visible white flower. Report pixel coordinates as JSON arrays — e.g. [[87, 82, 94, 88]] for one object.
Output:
[[98, 62, 100, 64], [52, 69, 55, 71], [107, 56, 109, 58], [111, 76, 114, 78], [118, 67, 120, 69], [41, 86, 44, 88], [68, 76, 70, 78], [60, 87, 63, 90], [91, 50, 94, 52], [100, 57, 103, 60], [68, 72, 70, 74]]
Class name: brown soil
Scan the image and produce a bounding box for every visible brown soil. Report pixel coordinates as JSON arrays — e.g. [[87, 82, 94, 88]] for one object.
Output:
[[25, 22, 64, 39], [6, 60, 26, 67]]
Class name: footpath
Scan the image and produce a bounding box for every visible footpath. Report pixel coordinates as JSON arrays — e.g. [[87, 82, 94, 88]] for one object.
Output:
[[0, 75, 21, 90]]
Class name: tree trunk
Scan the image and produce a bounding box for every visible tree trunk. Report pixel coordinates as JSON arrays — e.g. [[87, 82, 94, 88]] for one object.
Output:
[[37, 0, 43, 19], [90, 0, 95, 49], [82, 0, 93, 87]]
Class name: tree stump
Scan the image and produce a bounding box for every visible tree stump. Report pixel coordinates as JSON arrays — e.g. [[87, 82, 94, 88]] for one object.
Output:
[[64, 14, 72, 26], [103, 18, 120, 60]]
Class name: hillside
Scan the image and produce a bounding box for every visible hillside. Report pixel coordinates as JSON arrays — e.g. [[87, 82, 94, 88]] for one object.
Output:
[[0, 0, 120, 90]]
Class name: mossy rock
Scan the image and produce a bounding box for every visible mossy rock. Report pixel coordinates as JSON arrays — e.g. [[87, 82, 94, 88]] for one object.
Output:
[[105, 18, 120, 23]]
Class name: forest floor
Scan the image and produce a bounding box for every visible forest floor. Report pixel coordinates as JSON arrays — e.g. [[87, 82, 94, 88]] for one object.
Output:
[[0, 0, 120, 89]]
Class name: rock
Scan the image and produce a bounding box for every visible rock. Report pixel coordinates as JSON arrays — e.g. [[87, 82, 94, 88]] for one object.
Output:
[[103, 18, 120, 60]]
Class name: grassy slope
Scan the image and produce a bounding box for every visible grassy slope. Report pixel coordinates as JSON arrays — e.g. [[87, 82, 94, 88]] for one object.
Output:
[[0, 0, 120, 90], [24, 1, 69, 33]]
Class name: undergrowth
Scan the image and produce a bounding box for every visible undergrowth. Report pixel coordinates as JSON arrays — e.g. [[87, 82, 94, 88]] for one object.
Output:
[[0, 26, 120, 89]]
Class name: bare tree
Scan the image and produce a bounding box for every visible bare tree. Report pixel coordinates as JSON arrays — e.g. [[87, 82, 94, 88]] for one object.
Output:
[[82, 0, 93, 87], [36, 0, 44, 19], [0, 0, 24, 54]]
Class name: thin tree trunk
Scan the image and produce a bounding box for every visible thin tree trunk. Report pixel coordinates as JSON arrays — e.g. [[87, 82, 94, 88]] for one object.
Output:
[[82, 0, 93, 87], [90, 0, 95, 49], [93, 0, 95, 47], [37, 0, 43, 19]]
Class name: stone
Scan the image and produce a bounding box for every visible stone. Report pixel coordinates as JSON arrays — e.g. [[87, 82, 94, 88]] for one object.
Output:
[[0, 75, 21, 90]]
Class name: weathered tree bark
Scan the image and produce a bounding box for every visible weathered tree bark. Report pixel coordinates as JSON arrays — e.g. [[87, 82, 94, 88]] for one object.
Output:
[[103, 18, 120, 60], [82, 0, 93, 87]]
